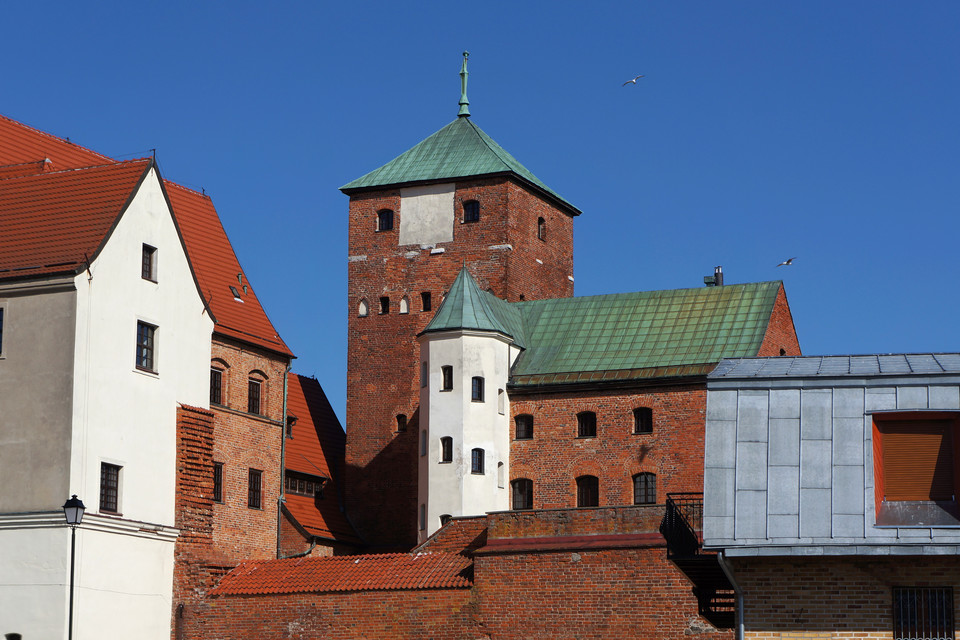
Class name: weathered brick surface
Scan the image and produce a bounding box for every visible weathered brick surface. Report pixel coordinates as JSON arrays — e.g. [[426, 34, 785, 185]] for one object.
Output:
[[345, 177, 575, 548], [510, 383, 708, 508], [732, 556, 960, 640], [210, 336, 289, 560], [757, 284, 802, 357]]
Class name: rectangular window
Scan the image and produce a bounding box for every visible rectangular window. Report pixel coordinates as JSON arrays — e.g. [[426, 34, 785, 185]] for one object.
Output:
[[248, 468, 262, 509], [248, 379, 261, 415], [141, 244, 157, 281], [210, 368, 223, 405], [441, 366, 453, 391], [515, 414, 534, 440], [420, 430, 427, 456], [441, 436, 453, 463], [0, 307, 4, 356], [213, 462, 223, 503], [379, 296, 390, 314], [419, 504, 426, 531], [285, 471, 325, 497], [100, 463, 121, 513], [577, 411, 597, 438], [421, 292, 432, 311], [421, 361, 428, 388], [463, 200, 480, 223], [135, 321, 156, 372], [893, 587, 953, 640], [512, 479, 533, 510], [396, 414, 408, 432], [634, 407, 653, 434], [471, 376, 484, 402], [471, 448, 485, 474], [577, 475, 599, 507]]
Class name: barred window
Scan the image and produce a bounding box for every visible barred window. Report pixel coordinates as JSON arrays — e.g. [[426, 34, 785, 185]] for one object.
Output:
[[633, 472, 656, 505], [576, 475, 599, 507], [100, 463, 121, 513], [213, 462, 223, 503], [512, 478, 533, 510], [515, 414, 533, 440], [471, 448, 485, 474], [893, 587, 954, 640], [248, 468, 262, 509], [634, 407, 653, 434], [463, 200, 480, 223], [577, 411, 597, 438]]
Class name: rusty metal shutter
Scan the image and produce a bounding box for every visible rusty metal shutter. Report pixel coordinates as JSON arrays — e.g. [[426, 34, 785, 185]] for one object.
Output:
[[880, 420, 954, 501]]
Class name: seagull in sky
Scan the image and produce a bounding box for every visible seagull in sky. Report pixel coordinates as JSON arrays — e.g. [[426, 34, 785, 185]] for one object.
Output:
[[776, 257, 797, 267], [622, 75, 645, 86]]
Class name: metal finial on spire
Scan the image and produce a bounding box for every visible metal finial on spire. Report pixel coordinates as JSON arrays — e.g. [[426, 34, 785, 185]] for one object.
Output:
[[458, 51, 470, 117]]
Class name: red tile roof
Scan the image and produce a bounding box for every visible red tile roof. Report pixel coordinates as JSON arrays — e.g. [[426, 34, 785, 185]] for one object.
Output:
[[283, 374, 359, 543], [0, 113, 292, 356], [0, 160, 152, 281], [211, 552, 473, 596], [415, 516, 488, 553], [0, 113, 111, 170], [166, 183, 292, 356]]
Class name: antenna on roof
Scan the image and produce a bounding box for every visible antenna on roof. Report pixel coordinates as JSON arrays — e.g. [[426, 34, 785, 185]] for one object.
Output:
[[458, 51, 470, 118], [151, 148, 156, 160]]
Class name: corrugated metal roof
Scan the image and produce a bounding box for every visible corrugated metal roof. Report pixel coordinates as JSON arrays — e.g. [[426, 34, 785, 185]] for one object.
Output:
[[710, 353, 960, 379], [340, 117, 579, 214], [210, 552, 473, 595]]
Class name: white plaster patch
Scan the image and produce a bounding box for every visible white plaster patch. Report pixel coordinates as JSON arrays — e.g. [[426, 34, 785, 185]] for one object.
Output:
[[399, 183, 455, 246]]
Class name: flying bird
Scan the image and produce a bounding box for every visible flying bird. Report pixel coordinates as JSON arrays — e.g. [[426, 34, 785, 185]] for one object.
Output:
[[776, 257, 797, 267], [622, 75, 645, 86]]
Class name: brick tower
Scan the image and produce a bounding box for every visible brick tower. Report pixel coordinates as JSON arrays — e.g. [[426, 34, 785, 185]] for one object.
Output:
[[340, 53, 581, 548]]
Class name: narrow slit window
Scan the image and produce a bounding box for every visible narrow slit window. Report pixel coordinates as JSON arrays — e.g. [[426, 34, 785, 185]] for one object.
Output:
[[379, 296, 390, 314], [213, 462, 223, 503], [141, 244, 157, 281], [440, 436, 453, 463], [537, 217, 546, 240], [248, 468, 262, 509], [210, 368, 223, 405], [420, 430, 427, 456], [498, 462, 504, 488], [441, 366, 453, 391], [421, 292, 432, 311], [498, 389, 505, 414]]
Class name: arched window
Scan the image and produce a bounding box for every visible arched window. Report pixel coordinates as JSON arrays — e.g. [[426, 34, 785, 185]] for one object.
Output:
[[377, 209, 394, 231], [633, 407, 653, 434], [440, 436, 453, 463], [577, 411, 597, 438], [358, 298, 369, 317], [399, 296, 409, 314], [472, 377, 485, 402], [471, 448, 485, 474], [633, 472, 656, 505], [512, 478, 533, 510], [537, 216, 545, 240], [515, 414, 533, 440], [396, 414, 407, 432], [463, 200, 480, 223], [576, 475, 599, 507]]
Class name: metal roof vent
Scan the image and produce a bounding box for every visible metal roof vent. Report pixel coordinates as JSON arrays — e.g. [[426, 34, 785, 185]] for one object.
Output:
[[704, 265, 724, 287]]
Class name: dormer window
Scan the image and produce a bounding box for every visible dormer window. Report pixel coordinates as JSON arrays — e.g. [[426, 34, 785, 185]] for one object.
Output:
[[377, 209, 394, 231], [141, 244, 157, 281], [463, 200, 480, 223]]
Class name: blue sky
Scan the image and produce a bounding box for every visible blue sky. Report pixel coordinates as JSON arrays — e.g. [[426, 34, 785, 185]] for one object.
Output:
[[4, 2, 959, 420]]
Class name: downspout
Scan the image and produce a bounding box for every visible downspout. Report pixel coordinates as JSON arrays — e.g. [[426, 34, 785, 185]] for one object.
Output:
[[277, 360, 292, 558], [717, 551, 744, 640]]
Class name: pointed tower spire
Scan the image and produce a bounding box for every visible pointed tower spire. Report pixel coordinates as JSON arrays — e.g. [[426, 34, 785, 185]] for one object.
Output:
[[458, 51, 470, 117]]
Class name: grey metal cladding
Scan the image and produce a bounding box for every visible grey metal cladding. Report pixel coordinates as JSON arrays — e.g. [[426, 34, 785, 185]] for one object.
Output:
[[896, 386, 928, 409]]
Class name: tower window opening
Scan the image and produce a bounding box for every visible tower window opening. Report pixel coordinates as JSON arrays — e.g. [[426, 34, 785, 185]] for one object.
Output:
[[537, 217, 546, 241], [515, 414, 533, 440], [576, 475, 599, 507], [633, 407, 653, 434], [471, 376, 485, 402], [421, 292, 432, 311], [379, 296, 390, 314], [441, 366, 454, 391], [471, 448, 485, 474], [577, 411, 597, 438], [377, 209, 394, 231], [440, 436, 453, 463], [463, 200, 480, 223]]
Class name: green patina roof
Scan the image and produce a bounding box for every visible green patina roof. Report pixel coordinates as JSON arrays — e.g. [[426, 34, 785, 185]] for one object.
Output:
[[340, 117, 580, 215], [422, 267, 527, 346], [421, 270, 783, 387]]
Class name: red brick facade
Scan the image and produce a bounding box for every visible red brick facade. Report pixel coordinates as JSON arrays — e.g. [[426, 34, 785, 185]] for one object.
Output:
[[757, 284, 801, 357], [345, 176, 576, 547], [510, 383, 708, 509], [729, 556, 960, 640], [209, 336, 290, 561]]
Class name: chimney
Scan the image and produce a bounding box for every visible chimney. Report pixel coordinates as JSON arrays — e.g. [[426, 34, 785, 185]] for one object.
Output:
[[704, 265, 724, 287]]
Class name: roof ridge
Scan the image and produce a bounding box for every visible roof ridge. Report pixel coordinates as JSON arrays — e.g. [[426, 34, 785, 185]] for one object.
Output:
[[464, 118, 513, 173], [163, 178, 212, 199], [0, 157, 150, 181]]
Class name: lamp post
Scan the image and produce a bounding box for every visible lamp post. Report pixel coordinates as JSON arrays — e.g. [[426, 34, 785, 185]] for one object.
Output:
[[62, 495, 85, 640]]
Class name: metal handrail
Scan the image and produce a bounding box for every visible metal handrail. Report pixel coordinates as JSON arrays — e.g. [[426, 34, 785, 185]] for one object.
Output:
[[661, 492, 704, 557]]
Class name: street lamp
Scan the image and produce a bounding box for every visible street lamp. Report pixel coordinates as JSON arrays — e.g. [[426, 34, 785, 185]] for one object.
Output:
[[62, 495, 85, 640]]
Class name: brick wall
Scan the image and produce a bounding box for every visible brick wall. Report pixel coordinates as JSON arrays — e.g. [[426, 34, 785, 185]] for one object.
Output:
[[345, 177, 575, 548], [509, 383, 707, 509], [757, 284, 801, 357], [210, 336, 289, 560], [731, 555, 960, 640], [277, 509, 350, 558]]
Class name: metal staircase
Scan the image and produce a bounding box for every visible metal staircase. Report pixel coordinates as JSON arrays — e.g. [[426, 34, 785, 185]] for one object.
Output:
[[660, 493, 736, 629]]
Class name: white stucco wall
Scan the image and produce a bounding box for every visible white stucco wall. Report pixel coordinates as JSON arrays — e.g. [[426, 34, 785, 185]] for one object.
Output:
[[418, 330, 512, 540], [398, 183, 455, 246]]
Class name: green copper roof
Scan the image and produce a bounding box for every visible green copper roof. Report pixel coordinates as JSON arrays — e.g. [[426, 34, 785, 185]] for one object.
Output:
[[421, 268, 527, 346], [340, 117, 580, 215], [509, 282, 782, 384], [420, 271, 784, 387]]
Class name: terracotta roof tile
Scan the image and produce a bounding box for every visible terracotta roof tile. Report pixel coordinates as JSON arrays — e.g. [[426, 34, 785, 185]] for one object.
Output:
[[211, 552, 473, 596], [415, 516, 488, 553], [0, 160, 152, 281], [0, 113, 111, 170], [283, 374, 358, 542], [165, 183, 293, 357]]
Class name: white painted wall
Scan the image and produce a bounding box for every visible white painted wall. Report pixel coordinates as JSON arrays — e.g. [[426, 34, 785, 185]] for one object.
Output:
[[418, 329, 513, 541], [399, 183, 455, 246]]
